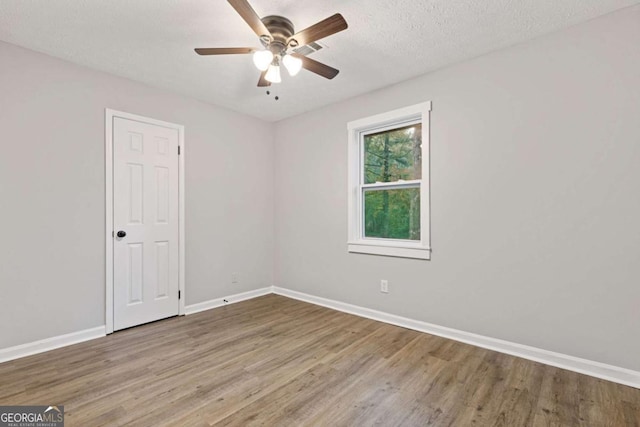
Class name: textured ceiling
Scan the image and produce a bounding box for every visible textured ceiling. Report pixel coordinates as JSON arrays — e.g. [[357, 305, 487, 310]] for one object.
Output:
[[1, 0, 638, 122]]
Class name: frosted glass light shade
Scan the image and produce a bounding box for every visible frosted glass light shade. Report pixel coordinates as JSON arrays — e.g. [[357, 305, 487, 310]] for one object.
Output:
[[253, 50, 273, 71], [283, 54, 303, 76], [265, 64, 281, 83]]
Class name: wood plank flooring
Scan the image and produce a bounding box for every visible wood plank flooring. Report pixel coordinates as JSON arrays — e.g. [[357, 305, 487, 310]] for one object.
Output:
[[0, 294, 638, 426]]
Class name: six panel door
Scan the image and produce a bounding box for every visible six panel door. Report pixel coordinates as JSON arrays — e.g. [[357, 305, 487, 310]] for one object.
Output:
[[113, 117, 180, 331]]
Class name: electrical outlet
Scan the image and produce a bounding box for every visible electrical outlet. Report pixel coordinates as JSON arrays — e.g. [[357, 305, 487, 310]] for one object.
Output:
[[231, 273, 239, 284], [380, 279, 389, 293]]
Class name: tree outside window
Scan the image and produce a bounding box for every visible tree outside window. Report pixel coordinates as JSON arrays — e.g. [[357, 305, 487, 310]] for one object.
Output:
[[363, 124, 422, 240]]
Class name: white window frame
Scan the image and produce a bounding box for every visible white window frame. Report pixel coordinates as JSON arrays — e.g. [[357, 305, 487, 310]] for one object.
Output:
[[347, 102, 431, 260]]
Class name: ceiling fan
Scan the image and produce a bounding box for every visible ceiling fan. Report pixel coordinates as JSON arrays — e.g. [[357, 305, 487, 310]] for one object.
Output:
[[195, 0, 348, 87]]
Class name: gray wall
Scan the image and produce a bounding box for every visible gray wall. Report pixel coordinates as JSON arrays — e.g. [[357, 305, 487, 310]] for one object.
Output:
[[0, 41, 274, 349], [274, 7, 640, 371]]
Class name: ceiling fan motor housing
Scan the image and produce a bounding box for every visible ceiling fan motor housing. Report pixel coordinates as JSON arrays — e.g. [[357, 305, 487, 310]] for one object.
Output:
[[261, 15, 296, 54]]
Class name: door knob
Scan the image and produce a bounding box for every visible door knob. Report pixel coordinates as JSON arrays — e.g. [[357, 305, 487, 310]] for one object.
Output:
[[116, 230, 127, 238]]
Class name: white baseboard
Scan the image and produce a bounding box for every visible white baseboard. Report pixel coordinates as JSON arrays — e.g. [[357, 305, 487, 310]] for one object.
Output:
[[272, 286, 640, 389], [185, 287, 272, 315], [0, 287, 273, 364], [3, 287, 638, 390], [0, 326, 106, 364]]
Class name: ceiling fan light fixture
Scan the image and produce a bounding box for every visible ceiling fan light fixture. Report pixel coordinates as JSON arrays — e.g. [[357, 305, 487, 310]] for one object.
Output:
[[282, 54, 303, 76], [194, 2, 348, 87], [265, 64, 281, 83], [253, 50, 273, 71]]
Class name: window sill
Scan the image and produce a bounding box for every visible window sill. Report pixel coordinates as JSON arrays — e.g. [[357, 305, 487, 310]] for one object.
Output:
[[347, 241, 431, 260]]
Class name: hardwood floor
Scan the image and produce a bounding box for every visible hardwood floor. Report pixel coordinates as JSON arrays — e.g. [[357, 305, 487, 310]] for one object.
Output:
[[1, 294, 638, 426]]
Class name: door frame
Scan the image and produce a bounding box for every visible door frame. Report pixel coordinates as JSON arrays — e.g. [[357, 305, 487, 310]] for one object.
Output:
[[105, 108, 186, 334]]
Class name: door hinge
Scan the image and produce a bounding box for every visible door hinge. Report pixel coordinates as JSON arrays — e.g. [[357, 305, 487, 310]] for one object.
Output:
[[178, 290, 181, 300], [178, 146, 181, 155]]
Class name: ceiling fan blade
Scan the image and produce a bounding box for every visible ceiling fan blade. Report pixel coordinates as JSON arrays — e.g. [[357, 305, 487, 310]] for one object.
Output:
[[195, 47, 255, 55], [257, 71, 271, 87], [227, 0, 272, 39], [292, 53, 339, 79], [288, 13, 347, 47]]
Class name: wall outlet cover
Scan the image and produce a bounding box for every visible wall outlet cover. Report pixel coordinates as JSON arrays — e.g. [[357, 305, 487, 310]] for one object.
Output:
[[380, 280, 389, 293]]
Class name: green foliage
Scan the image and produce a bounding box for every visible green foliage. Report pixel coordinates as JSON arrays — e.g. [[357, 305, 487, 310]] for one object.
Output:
[[364, 124, 422, 184], [363, 124, 422, 240], [365, 189, 420, 240]]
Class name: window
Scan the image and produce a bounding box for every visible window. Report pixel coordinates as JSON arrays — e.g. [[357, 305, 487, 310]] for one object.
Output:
[[348, 102, 431, 260]]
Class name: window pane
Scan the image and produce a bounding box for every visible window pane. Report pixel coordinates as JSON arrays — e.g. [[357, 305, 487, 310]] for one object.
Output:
[[364, 188, 420, 240], [363, 123, 422, 184]]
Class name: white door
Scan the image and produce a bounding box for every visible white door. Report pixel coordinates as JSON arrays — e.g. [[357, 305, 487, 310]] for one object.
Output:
[[113, 117, 180, 330]]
